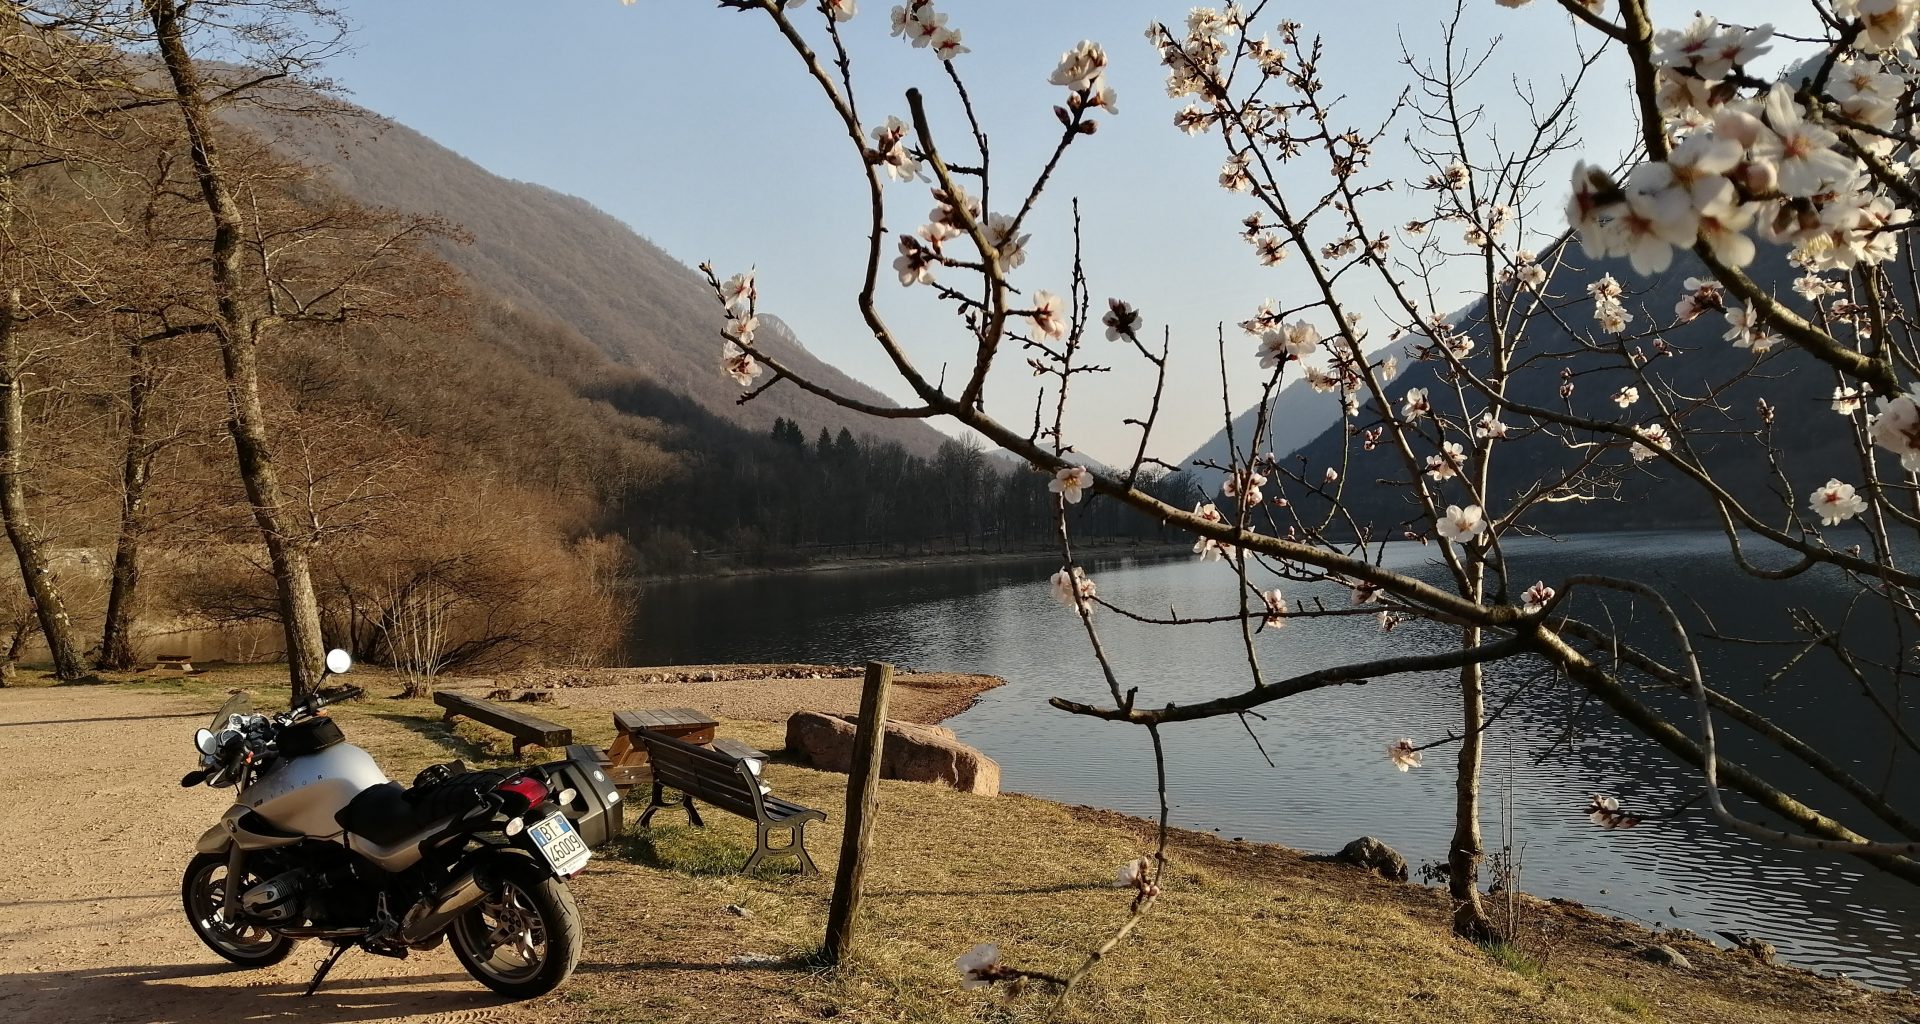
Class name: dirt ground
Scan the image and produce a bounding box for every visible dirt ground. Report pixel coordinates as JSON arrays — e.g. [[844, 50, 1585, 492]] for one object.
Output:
[[0, 685, 537, 1024]]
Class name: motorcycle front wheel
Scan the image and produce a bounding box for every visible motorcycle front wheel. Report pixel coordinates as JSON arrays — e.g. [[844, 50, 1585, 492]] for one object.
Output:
[[448, 856, 582, 998], [181, 851, 295, 967]]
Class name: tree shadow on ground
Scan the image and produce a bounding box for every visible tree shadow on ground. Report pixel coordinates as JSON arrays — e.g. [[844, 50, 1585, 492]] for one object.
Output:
[[0, 962, 511, 1024]]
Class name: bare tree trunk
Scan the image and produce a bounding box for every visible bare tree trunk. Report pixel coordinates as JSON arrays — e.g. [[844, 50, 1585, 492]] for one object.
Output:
[[1449, 621, 1491, 940], [0, 288, 85, 680], [148, 0, 324, 700], [98, 337, 156, 670]]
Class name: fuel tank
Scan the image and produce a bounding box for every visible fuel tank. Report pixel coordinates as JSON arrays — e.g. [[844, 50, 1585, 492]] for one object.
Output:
[[242, 743, 389, 838]]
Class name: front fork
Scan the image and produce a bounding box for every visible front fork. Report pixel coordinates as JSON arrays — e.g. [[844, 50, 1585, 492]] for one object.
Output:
[[223, 843, 248, 922]]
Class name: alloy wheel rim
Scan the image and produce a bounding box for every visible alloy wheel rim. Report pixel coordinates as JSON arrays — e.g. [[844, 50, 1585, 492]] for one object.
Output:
[[192, 864, 280, 956], [458, 886, 547, 981]]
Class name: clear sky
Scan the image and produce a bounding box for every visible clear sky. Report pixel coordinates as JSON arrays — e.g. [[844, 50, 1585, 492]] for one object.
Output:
[[322, 0, 1822, 466]]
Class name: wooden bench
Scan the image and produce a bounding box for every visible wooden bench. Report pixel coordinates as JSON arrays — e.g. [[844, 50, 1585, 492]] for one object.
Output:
[[605, 708, 718, 787], [635, 727, 826, 875], [434, 691, 572, 756]]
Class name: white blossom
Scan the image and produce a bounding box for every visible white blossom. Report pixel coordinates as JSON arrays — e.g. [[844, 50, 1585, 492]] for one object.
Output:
[[1522, 581, 1555, 613], [1402, 387, 1431, 423], [1809, 479, 1868, 525], [1102, 298, 1142, 342], [1050, 566, 1097, 610], [722, 341, 761, 387], [1613, 386, 1639, 409], [719, 271, 756, 313], [1387, 738, 1422, 771], [1029, 290, 1068, 340], [1426, 441, 1465, 482], [1870, 389, 1920, 470], [1261, 589, 1286, 629], [1476, 413, 1509, 441], [1833, 386, 1864, 415], [1048, 465, 1092, 504], [1630, 423, 1672, 462], [1436, 504, 1487, 545]]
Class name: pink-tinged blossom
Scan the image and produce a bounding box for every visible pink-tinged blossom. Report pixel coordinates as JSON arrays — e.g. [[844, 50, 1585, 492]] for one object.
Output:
[[1323, 467, 1339, 485], [1261, 589, 1286, 629], [1835, 0, 1920, 56], [1048, 465, 1092, 504], [1426, 441, 1465, 482], [1723, 304, 1776, 352], [1674, 276, 1724, 322], [1115, 857, 1161, 899], [722, 341, 762, 387], [1523, 581, 1556, 613], [984, 213, 1030, 271], [720, 271, 756, 313], [1436, 504, 1488, 545], [1192, 502, 1232, 561], [1795, 274, 1840, 301], [1588, 794, 1642, 830], [1614, 386, 1639, 409], [904, 6, 946, 47], [1379, 610, 1402, 631], [1351, 582, 1380, 605], [1220, 151, 1253, 192], [1223, 468, 1267, 507], [1050, 566, 1097, 610], [1402, 387, 1431, 422], [1630, 423, 1672, 462], [1809, 479, 1868, 525], [1050, 40, 1110, 92], [1387, 739, 1422, 771], [723, 314, 759, 346], [1866, 391, 1920, 470], [1102, 298, 1141, 342], [1752, 84, 1858, 198], [893, 235, 935, 286], [1304, 365, 1341, 393], [1833, 386, 1864, 415], [1029, 290, 1069, 340], [1477, 413, 1509, 441], [870, 116, 922, 182], [930, 26, 968, 59], [823, 0, 857, 22], [955, 943, 1000, 989]]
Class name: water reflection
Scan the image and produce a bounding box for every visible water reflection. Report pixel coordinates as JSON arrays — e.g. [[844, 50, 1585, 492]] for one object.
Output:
[[628, 533, 1920, 988]]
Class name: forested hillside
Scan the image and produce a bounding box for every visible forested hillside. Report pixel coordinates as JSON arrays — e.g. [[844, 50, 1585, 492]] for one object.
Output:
[[0, 11, 1185, 680]]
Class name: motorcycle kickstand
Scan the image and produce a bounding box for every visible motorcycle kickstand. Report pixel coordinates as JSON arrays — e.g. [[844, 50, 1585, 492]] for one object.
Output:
[[303, 941, 352, 997]]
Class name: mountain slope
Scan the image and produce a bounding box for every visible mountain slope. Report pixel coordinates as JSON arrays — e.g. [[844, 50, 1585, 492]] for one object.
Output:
[[243, 109, 950, 457]]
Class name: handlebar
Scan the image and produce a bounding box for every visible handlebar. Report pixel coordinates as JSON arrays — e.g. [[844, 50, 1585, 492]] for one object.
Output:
[[300, 685, 363, 716]]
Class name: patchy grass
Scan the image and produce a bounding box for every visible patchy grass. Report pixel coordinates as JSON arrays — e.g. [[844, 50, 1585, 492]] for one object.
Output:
[[54, 668, 1920, 1023], [1486, 940, 1548, 982]]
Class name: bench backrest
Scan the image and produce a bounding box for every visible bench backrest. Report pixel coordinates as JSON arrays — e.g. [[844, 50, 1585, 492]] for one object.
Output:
[[638, 728, 765, 819]]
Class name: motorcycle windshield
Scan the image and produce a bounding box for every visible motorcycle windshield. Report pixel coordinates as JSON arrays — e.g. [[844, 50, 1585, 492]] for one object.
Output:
[[208, 691, 253, 731]]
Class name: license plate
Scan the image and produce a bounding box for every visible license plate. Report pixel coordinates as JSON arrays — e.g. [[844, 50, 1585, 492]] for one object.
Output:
[[528, 814, 591, 876]]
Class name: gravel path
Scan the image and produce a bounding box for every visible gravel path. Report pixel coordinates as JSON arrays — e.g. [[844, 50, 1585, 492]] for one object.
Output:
[[0, 685, 537, 1024]]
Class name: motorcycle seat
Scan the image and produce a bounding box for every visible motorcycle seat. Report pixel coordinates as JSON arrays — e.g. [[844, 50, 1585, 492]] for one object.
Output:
[[336, 770, 511, 846]]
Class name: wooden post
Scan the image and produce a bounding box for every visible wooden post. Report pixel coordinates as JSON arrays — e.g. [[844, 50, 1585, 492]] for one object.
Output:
[[824, 660, 892, 964]]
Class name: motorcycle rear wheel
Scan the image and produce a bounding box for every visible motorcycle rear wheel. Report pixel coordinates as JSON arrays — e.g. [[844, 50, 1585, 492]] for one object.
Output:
[[181, 851, 296, 967], [448, 856, 581, 998]]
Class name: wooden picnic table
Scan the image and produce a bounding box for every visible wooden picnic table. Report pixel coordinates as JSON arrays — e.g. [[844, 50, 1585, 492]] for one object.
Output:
[[606, 708, 719, 788]]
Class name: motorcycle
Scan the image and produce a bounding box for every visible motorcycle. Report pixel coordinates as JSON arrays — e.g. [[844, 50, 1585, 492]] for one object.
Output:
[[178, 649, 623, 998]]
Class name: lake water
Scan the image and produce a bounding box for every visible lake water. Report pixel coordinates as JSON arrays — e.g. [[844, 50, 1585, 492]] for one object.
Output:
[[627, 532, 1919, 988]]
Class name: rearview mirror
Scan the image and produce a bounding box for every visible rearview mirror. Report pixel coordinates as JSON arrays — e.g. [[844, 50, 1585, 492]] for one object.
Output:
[[194, 728, 218, 756], [325, 649, 352, 675]]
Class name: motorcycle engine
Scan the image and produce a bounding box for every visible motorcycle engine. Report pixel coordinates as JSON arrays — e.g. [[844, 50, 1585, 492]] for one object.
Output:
[[240, 870, 307, 923]]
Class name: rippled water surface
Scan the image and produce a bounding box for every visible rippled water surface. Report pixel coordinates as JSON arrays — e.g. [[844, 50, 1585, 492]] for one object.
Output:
[[628, 533, 1919, 988]]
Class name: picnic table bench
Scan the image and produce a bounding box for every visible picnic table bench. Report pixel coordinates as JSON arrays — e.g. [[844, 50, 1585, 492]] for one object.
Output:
[[635, 726, 826, 875], [435, 691, 572, 756], [150, 653, 194, 674], [605, 708, 717, 787]]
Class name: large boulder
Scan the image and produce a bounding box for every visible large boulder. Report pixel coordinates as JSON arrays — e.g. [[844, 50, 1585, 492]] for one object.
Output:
[[1329, 836, 1409, 882], [785, 711, 1000, 796]]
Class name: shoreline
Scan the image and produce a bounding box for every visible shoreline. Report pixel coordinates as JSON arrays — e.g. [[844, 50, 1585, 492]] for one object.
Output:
[[629, 538, 1188, 583]]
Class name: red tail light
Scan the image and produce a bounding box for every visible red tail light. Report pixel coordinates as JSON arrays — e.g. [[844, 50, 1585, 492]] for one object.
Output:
[[496, 776, 549, 814]]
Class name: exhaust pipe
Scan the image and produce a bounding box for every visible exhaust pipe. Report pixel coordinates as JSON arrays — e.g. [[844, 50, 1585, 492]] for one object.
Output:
[[396, 870, 487, 945]]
